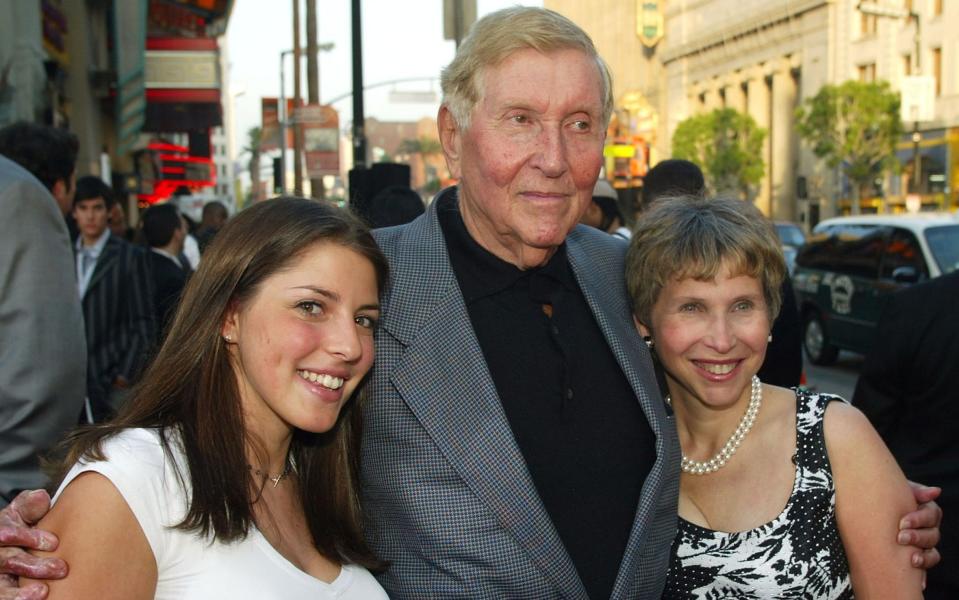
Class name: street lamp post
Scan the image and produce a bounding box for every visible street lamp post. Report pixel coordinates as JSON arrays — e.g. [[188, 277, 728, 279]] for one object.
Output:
[[279, 49, 291, 194], [278, 43, 334, 195]]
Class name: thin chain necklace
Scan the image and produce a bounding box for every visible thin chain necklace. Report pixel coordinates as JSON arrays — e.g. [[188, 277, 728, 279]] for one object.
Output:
[[250, 461, 292, 488], [668, 375, 762, 476]]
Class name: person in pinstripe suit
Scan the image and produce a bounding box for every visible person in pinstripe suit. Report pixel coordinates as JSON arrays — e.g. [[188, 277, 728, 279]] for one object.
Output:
[[72, 176, 156, 422]]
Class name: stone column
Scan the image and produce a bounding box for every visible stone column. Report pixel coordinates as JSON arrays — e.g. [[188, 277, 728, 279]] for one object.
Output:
[[2, 3, 45, 123], [64, 1, 104, 176], [746, 65, 771, 215], [724, 75, 746, 114], [771, 58, 799, 222], [687, 92, 699, 115], [702, 78, 722, 112]]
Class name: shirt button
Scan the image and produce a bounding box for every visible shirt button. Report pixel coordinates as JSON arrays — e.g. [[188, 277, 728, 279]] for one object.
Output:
[[551, 325, 560, 335], [566, 389, 574, 400]]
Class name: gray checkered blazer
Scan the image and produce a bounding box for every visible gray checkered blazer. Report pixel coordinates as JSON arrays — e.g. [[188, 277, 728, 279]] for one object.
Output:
[[364, 190, 680, 599]]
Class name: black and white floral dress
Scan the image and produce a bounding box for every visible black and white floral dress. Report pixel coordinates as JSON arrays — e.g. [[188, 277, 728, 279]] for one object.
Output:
[[662, 391, 853, 599]]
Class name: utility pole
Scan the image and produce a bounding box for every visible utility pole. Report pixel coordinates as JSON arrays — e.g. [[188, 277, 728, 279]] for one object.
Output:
[[278, 51, 288, 194], [306, 0, 324, 197], [292, 0, 303, 196], [351, 0, 366, 169]]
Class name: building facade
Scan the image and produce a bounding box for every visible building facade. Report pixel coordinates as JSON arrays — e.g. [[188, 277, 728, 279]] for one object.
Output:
[[546, 0, 958, 225], [0, 0, 235, 223], [661, 0, 827, 223]]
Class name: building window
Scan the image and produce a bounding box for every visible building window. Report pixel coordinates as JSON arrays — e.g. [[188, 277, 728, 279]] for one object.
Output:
[[861, 12, 877, 36], [858, 63, 877, 82], [903, 54, 912, 76], [932, 47, 942, 95]]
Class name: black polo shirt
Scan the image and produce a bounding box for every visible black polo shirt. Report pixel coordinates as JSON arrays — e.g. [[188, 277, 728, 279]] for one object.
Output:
[[437, 192, 656, 600]]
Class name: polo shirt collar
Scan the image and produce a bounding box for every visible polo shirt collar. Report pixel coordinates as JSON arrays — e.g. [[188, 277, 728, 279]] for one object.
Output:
[[437, 188, 577, 304]]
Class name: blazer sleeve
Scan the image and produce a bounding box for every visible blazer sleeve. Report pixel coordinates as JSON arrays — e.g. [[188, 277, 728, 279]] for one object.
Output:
[[0, 178, 87, 503], [852, 292, 908, 441], [118, 246, 157, 381]]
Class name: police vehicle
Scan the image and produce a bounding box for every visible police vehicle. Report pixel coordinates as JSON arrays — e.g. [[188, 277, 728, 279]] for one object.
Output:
[[793, 214, 959, 364]]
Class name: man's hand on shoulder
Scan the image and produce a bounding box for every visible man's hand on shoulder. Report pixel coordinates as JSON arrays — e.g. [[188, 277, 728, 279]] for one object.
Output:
[[901, 482, 942, 588], [0, 490, 66, 599]]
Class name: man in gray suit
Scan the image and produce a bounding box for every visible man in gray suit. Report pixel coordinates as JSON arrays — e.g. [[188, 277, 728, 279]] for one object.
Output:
[[0, 122, 86, 507], [364, 9, 678, 597], [365, 8, 941, 598]]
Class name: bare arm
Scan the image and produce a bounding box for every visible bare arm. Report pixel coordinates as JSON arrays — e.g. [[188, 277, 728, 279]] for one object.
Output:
[[826, 401, 923, 599], [20, 473, 156, 600]]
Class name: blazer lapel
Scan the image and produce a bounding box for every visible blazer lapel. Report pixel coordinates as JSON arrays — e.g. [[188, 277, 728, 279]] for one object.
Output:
[[381, 204, 588, 599], [566, 227, 679, 599], [84, 236, 119, 298]]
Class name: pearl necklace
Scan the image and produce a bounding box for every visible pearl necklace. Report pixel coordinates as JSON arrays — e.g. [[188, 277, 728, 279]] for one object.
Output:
[[669, 375, 762, 476]]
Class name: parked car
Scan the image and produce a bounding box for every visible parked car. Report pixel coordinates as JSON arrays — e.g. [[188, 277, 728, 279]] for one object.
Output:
[[793, 213, 959, 365], [774, 221, 806, 275]]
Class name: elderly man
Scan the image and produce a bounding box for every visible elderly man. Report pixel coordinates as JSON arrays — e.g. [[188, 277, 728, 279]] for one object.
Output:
[[363, 7, 938, 599], [0, 7, 943, 600], [364, 9, 673, 598]]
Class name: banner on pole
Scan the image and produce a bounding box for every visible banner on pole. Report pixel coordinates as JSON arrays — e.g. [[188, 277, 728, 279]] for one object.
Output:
[[260, 97, 295, 151], [296, 103, 340, 177]]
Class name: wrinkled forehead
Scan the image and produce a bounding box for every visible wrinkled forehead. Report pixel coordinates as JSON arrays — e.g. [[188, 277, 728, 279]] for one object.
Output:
[[474, 47, 604, 104]]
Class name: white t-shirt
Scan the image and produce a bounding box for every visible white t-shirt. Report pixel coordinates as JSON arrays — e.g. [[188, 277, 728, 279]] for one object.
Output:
[[54, 428, 389, 600]]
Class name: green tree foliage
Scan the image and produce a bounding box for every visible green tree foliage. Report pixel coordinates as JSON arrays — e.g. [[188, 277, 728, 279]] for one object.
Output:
[[671, 108, 766, 199], [795, 80, 902, 208]]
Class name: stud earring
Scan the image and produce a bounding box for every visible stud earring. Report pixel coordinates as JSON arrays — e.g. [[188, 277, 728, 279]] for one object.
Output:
[[223, 334, 232, 343], [767, 334, 773, 343], [643, 336, 654, 349]]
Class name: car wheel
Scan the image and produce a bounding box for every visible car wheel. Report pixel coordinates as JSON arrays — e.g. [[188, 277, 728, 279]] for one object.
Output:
[[803, 312, 839, 366]]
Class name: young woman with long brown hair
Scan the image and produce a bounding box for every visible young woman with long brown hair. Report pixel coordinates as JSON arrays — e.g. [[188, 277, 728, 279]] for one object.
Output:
[[23, 197, 389, 599]]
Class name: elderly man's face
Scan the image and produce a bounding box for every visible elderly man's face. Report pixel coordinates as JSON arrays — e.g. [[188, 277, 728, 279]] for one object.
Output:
[[440, 48, 605, 269]]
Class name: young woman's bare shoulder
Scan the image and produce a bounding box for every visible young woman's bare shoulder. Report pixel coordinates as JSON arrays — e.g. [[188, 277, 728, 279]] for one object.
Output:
[[22, 472, 156, 599]]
